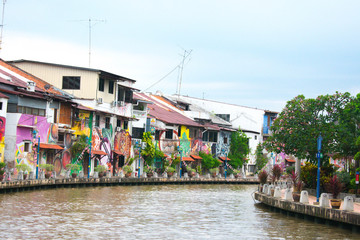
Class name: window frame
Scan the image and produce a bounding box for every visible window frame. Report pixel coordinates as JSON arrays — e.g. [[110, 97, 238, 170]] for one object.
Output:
[[62, 76, 81, 90]]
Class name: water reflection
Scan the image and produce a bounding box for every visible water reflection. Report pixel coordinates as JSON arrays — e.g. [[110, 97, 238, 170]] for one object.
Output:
[[0, 185, 358, 239]]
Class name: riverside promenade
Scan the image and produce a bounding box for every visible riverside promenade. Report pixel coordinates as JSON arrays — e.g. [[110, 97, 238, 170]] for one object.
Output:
[[254, 187, 360, 231], [0, 175, 259, 193]]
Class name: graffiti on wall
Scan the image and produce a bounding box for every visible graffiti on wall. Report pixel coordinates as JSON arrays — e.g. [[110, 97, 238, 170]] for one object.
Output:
[[114, 130, 131, 159], [72, 111, 91, 137], [0, 116, 6, 162], [158, 130, 180, 154], [215, 131, 231, 156], [92, 126, 113, 165]]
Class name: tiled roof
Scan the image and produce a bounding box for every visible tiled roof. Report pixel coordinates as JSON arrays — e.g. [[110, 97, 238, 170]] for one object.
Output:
[[134, 92, 201, 127]]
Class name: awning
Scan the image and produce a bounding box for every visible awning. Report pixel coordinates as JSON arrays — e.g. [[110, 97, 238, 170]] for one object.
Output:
[[218, 156, 231, 161], [90, 149, 107, 155], [35, 143, 64, 150], [113, 150, 123, 155], [190, 155, 202, 160], [182, 157, 194, 162], [286, 159, 295, 163]]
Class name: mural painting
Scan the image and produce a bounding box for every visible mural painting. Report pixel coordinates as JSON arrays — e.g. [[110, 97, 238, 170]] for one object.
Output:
[[215, 132, 231, 156], [92, 126, 112, 165], [158, 130, 180, 155], [72, 111, 91, 137], [179, 129, 191, 157], [114, 130, 131, 159], [0, 116, 6, 162]]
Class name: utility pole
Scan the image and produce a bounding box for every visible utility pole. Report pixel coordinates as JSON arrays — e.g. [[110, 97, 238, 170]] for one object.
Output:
[[0, 0, 7, 52]]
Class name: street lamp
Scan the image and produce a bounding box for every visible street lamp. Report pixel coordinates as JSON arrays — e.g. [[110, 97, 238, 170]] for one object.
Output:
[[316, 134, 323, 202], [33, 130, 40, 180], [177, 146, 183, 178], [86, 136, 91, 179], [135, 141, 142, 178]]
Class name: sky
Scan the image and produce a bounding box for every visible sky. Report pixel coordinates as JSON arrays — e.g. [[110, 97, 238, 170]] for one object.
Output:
[[1, 0, 360, 112]]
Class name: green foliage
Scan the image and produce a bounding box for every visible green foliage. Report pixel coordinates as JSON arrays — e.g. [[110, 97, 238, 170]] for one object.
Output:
[[71, 134, 89, 162], [265, 92, 353, 164], [15, 163, 32, 173], [300, 162, 336, 189], [285, 166, 295, 175], [335, 171, 352, 192], [123, 165, 133, 173], [0, 162, 6, 175], [228, 129, 249, 169], [186, 166, 196, 173], [166, 167, 176, 173], [209, 168, 218, 174], [126, 157, 135, 166], [199, 151, 220, 170], [39, 164, 54, 172], [144, 165, 155, 173], [142, 132, 155, 165], [196, 165, 202, 175], [66, 164, 81, 173], [94, 165, 107, 172], [254, 143, 268, 173]]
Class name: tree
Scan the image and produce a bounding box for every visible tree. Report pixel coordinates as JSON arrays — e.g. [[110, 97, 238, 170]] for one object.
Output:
[[265, 92, 352, 165], [141, 132, 155, 166], [254, 143, 268, 173], [228, 129, 250, 169]]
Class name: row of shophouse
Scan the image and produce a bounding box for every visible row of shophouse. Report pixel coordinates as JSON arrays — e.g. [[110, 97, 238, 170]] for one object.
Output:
[[0, 58, 278, 177]]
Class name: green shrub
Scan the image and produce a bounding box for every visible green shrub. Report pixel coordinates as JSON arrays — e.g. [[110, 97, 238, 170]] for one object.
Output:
[[39, 164, 54, 172], [209, 168, 218, 174], [199, 151, 220, 170], [286, 166, 295, 175], [166, 167, 176, 173], [0, 162, 6, 175], [123, 165, 133, 173], [66, 164, 81, 172], [335, 171, 352, 192], [94, 165, 107, 172], [15, 163, 32, 173]]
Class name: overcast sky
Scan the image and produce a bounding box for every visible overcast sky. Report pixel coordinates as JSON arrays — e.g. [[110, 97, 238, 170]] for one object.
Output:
[[1, 0, 360, 112]]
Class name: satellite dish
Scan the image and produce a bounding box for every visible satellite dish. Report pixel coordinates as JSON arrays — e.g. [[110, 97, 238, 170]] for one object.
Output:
[[44, 84, 51, 90]]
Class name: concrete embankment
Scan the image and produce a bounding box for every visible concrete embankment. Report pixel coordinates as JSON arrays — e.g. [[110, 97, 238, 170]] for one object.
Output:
[[254, 191, 360, 230], [0, 177, 259, 193]]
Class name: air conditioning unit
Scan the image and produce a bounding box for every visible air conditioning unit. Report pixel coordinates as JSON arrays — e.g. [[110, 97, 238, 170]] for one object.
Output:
[[116, 127, 121, 132], [97, 98, 103, 104], [112, 101, 118, 107], [27, 81, 36, 92]]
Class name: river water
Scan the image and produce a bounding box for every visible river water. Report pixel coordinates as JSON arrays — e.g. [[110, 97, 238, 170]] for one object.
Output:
[[0, 184, 359, 239]]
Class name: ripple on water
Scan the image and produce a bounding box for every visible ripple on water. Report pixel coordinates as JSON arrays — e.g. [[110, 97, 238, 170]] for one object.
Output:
[[0, 185, 359, 239]]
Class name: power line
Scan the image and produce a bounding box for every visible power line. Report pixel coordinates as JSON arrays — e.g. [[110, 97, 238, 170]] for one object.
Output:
[[143, 64, 180, 92]]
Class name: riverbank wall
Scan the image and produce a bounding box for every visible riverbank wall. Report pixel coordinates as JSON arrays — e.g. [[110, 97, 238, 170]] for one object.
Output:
[[0, 177, 259, 193], [254, 191, 360, 230]]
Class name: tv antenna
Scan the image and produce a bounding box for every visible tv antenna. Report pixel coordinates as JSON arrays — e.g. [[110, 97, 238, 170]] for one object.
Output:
[[0, 0, 7, 52], [73, 18, 106, 67], [176, 48, 192, 96]]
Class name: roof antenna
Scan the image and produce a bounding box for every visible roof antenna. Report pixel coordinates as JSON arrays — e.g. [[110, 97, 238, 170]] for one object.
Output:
[[176, 48, 192, 97], [0, 0, 7, 52]]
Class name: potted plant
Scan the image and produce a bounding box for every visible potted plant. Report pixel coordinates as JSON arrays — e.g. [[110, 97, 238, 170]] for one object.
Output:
[[186, 166, 196, 178], [290, 171, 303, 202], [94, 165, 107, 178], [0, 162, 6, 181], [209, 168, 218, 178], [15, 163, 32, 180], [258, 170, 268, 191], [233, 169, 241, 178], [144, 166, 154, 177], [39, 164, 54, 179], [166, 167, 176, 178], [123, 165, 133, 178], [325, 175, 343, 209], [66, 164, 81, 178], [272, 164, 282, 182]]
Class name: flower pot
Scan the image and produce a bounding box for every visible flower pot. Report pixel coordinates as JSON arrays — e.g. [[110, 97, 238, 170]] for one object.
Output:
[[167, 172, 174, 178], [98, 172, 104, 178], [45, 173, 51, 179], [0, 174, 4, 181], [23, 174, 28, 180], [147, 172, 153, 178], [125, 172, 132, 178], [330, 199, 341, 209], [271, 189, 275, 196], [211, 173, 217, 178], [292, 192, 301, 202], [72, 173, 77, 178], [189, 172, 195, 178]]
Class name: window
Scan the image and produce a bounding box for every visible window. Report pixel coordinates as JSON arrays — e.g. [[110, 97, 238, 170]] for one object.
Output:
[[203, 131, 218, 142], [178, 127, 181, 137], [190, 128, 198, 139], [105, 117, 110, 129], [24, 142, 30, 152], [108, 80, 114, 94], [224, 136, 228, 144], [254, 135, 257, 140], [99, 78, 105, 92], [58, 133, 64, 142], [17, 106, 46, 116], [95, 115, 100, 127], [215, 114, 230, 122], [118, 87, 125, 101], [165, 129, 173, 139], [123, 120, 128, 130], [155, 130, 160, 141], [202, 131, 208, 141], [62, 76, 80, 90], [53, 109, 58, 123], [116, 119, 121, 128], [132, 127, 144, 139], [0, 102, 2, 110], [125, 90, 133, 103]]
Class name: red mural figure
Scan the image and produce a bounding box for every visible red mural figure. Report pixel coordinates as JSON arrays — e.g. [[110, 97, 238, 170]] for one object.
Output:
[[0, 116, 6, 141], [113, 130, 131, 158], [158, 130, 180, 154]]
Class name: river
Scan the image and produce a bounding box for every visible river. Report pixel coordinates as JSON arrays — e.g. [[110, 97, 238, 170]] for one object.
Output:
[[0, 184, 358, 239]]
